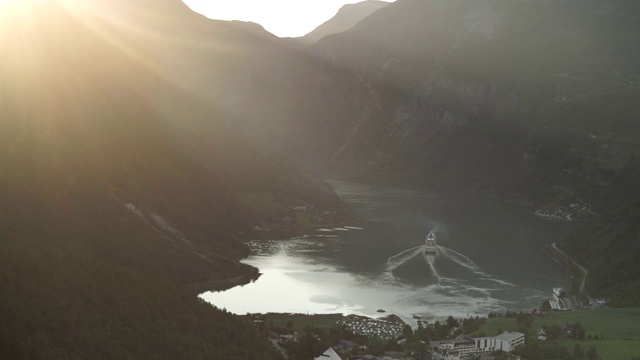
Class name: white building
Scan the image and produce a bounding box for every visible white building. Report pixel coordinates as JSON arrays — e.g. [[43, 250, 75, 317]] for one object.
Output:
[[495, 331, 525, 352], [315, 347, 342, 360], [429, 332, 524, 359], [438, 338, 475, 356], [473, 336, 497, 353], [537, 328, 547, 341]]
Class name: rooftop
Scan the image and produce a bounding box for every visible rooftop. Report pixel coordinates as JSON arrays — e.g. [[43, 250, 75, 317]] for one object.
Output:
[[315, 347, 342, 360], [495, 331, 524, 341]]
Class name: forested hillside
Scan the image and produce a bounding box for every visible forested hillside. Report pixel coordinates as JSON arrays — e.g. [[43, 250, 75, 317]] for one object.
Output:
[[0, 230, 281, 359], [2, 0, 640, 357], [0, 0, 342, 357]]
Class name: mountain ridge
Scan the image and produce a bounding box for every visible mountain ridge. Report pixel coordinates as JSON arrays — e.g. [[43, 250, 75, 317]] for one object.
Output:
[[0, 1, 347, 357], [300, 0, 390, 44]]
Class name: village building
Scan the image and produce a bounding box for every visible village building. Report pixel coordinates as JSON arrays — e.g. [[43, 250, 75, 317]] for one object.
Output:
[[337, 315, 404, 339], [438, 338, 475, 356], [472, 336, 498, 353], [537, 328, 547, 341], [315, 347, 342, 360], [431, 347, 460, 360], [428, 331, 524, 359], [494, 331, 525, 352]]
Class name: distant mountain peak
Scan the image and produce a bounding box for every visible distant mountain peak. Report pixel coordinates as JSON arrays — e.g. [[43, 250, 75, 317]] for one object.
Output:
[[300, 0, 390, 44]]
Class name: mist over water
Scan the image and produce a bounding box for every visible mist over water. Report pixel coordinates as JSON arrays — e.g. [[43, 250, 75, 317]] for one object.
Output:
[[201, 180, 569, 323]]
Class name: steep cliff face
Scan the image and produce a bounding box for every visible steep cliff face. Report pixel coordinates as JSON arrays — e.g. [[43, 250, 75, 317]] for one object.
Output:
[[302, 0, 640, 203], [295, 0, 640, 303]]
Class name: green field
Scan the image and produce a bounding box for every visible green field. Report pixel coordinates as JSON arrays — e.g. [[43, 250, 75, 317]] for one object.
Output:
[[474, 317, 518, 336], [532, 309, 640, 340], [560, 339, 640, 360], [476, 309, 640, 359]]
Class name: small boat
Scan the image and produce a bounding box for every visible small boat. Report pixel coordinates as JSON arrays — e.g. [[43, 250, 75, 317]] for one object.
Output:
[[424, 231, 437, 253]]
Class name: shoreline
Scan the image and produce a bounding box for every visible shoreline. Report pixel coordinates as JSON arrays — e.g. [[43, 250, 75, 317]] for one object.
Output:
[[202, 181, 572, 321], [190, 215, 358, 295]]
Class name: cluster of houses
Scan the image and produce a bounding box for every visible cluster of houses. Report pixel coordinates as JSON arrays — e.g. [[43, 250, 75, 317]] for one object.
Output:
[[251, 203, 345, 232], [428, 331, 525, 360], [337, 315, 405, 339], [315, 330, 525, 360], [534, 202, 588, 221]]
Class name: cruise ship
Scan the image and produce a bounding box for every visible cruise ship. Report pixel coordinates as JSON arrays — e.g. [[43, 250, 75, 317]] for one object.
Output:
[[424, 231, 437, 253], [550, 287, 573, 311], [553, 287, 567, 299]]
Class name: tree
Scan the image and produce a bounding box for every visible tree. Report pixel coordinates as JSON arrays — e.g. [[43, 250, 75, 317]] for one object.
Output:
[[414, 322, 426, 341], [547, 325, 564, 340], [436, 321, 449, 339], [287, 332, 328, 360], [402, 324, 413, 338], [513, 338, 543, 360], [572, 322, 586, 340], [516, 312, 533, 328], [446, 316, 459, 329]]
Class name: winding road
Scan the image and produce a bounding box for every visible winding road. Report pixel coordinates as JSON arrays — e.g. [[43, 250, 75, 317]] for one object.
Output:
[[552, 242, 588, 293]]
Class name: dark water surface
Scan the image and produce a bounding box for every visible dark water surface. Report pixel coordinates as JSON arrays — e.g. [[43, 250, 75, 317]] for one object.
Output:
[[201, 180, 569, 323]]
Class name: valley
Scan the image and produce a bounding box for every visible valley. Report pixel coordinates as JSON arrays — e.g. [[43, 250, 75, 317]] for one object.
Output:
[[203, 179, 569, 323], [1, 0, 640, 359]]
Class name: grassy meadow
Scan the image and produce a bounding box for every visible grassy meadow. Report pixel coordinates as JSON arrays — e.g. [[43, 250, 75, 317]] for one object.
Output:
[[476, 309, 640, 359]]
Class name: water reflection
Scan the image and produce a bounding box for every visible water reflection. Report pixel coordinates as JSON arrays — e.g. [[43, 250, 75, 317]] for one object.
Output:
[[200, 180, 569, 323]]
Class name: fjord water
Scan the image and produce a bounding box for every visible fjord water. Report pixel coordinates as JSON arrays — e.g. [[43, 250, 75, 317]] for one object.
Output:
[[201, 180, 569, 322]]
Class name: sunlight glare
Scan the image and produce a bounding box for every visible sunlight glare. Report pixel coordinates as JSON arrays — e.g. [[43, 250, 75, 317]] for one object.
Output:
[[0, 0, 35, 16], [182, 0, 386, 38]]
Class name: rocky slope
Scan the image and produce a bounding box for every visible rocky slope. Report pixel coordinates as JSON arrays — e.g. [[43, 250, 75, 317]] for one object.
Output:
[[308, 0, 640, 193]]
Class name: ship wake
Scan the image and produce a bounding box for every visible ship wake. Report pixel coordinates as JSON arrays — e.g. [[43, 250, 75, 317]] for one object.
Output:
[[438, 245, 516, 287], [385, 246, 423, 273], [422, 252, 444, 283], [438, 246, 487, 275], [384, 245, 445, 282], [383, 243, 515, 289]]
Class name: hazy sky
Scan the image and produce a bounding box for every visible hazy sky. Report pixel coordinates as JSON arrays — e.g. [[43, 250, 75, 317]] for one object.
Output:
[[181, 0, 393, 38]]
